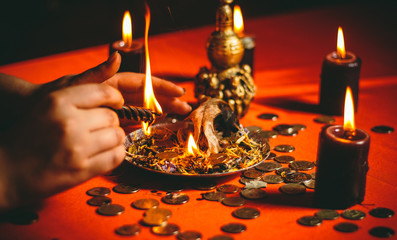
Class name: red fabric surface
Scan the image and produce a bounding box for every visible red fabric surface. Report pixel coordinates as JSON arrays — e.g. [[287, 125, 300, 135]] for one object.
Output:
[[1, 2, 397, 240]]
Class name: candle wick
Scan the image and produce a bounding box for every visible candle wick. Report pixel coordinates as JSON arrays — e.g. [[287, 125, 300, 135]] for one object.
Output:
[[343, 129, 356, 139]]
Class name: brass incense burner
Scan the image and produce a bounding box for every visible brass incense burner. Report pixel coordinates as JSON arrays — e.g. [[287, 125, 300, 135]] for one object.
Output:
[[195, 0, 256, 118]]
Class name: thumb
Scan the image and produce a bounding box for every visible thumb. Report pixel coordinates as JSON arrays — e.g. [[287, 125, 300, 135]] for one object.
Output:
[[71, 51, 121, 85]]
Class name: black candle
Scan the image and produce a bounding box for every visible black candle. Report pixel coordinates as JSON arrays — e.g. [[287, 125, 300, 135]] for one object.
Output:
[[319, 27, 361, 116], [315, 87, 370, 209], [109, 11, 145, 73]]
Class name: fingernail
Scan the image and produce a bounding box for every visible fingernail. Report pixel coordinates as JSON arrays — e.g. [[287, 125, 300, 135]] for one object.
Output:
[[108, 51, 118, 63], [182, 87, 186, 95]]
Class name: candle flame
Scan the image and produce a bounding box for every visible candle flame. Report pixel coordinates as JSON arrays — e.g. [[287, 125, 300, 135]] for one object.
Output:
[[142, 3, 162, 136], [187, 133, 199, 156], [122, 11, 133, 48], [337, 26, 346, 59], [233, 5, 244, 37], [343, 86, 355, 134]]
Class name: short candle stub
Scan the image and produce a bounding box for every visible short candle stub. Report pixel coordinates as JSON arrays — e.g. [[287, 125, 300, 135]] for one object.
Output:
[[109, 40, 145, 73]]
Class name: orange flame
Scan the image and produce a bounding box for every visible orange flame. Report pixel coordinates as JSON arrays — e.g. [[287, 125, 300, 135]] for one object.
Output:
[[187, 133, 199, 156], [122, 11, 132, 48], [337, 26, 346, 59], [142, 3, 162, 135], [233, 5, 244, 37], [343, 86, 355, 134]]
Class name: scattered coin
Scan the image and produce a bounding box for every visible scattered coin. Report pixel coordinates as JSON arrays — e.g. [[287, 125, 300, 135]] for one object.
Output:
[[341, 209, 366, 220], [244, 180, 268, 189], [275, 167, 293, 176], [274, 155, 295, 164], [113, 183, 140, 194], [86, 187, 111, 197], [87, 196, 112, 206], [240, 188, 267, 199], [115, 224, 141, 236], [217, 184, 240, 194], [221, 223, 247, 233], [144, 208, 172, 219], [262, 174, 284, 184], [162, 193, 189, 205], [249, 132, 271, 144], [369, 226, 395, 238], [284, 172, 312, 183], [96, 204, 124, 216], [8, 210, 39, 225], [371, 125, 394, 134], [208, 235, 234, 240], [274, 144, 295, 153], [239, 177, 257, 185], [152, 223, 180, 236], [156, 152, 179, 159], [192, 180, 217, 190], [257, 130, 278, 139], [314, 116, 335, 124], [297, 216, 322, 226], [232, 207, 260, 219], [273, 124, 294, 133], [290, 161, 315, 171], [159, 184, 185, 193], [303, 179, 315, 189], [279, 184, 306, 195], [268, 152, 277, 160], [257, 113, 279, 120], [202, 191, 226, 202], [142, 212, 168, 226], [333, 222, 358, 233], [243, 169, 264, 179], [255, 161, 282, 172], [246, 125, 262, 133], [222, 196, 246, 207], [132, 198, 160, 210], [292, 124, 307, 131], [369, 207, 394, 218], [176, 230, 203, 240], [315, 209, 339, 220], [278, 128, 299, 136]]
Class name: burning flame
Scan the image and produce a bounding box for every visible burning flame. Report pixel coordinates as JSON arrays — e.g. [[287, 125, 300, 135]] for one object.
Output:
[[187, 133, 199, 156], [343, 86, 355, 135], [337, 26, 346, 59], [122, 11, 133, 48], [233, 5, 244, 37], [142, 3, 162, 135]]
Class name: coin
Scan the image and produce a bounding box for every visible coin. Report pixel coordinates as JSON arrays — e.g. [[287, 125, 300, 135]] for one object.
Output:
[[314, 115, 335, 124], [303, 179, 315, 189], [176, 230, 203, 240], [284, 172, 312, 183], [257, 130, 278, 139], [192, 180, 217, 190], [292, 124, 307, 131], [115, 224, 141, 236], [369, 226, 395, 238], [202, 191, 226, 202], [297, 216, 322, 226], [142, 213, 168, 226], [257, 113, 278, 120], [246, 125, 262, 133], [255, 161, 282, 172], [244, 180, 268, 189], [222, 196, 246, 207], [273, 124, 294, 133], [315, 209, 339, 220], [156, 152, 178, 159], [87, 196, 112, 206], [243, 169, 264, 179], [333, 222, 358, 233], [208, 235, 234, 240], [8, 210, 39, 225], [161, 193, 189, 205], [221, 223, 247, 233], [113, 183, 140, 194], [274, 155, 295, 164], [341, 209, 366, 220], [144, 208, 172, 219], [217, 184, 240, 194], [240, 188, 267, 199], [96, 204, 124, 216], [268, 152, 277, 160], [279, 184, 306, 195], [274, 144, 295, 153], [249, 132, 270, 144], [152, 223, 180, 236], [275, 167, 293, 176], [289, 161, 315, 171], [239, 177, 257, 185], [369, 207, 394, 218], [262, 174, 284, 184], [232, 207, 260, 219], [371, 125, 394, 134], [278, 128, 298, 136], [132, 198, 159, 210], [159, 184, 185, 193], [86, 187, 111, 196]]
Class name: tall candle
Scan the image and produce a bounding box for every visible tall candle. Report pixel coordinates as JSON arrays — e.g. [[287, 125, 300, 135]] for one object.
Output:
[[109, 11, 145, 73], [315, 87, 370, 209], [319, 27, 361, 116]]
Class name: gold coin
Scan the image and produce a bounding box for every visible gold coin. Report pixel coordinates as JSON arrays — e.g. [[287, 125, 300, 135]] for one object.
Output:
[[131, 198, 159, 210]]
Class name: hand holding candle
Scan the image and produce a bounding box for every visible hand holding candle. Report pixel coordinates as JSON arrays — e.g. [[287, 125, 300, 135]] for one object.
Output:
[[319, 27, 361, 115], [315, 87, 370, 209]]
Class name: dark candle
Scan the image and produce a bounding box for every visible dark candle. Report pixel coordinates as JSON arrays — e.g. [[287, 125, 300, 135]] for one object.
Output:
[[319, 27, 361, 115], [109, 11, 145, 73]]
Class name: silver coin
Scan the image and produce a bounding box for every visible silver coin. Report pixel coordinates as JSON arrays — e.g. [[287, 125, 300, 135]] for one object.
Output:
[[96, 204, 124, 216], [221, 223, 247, 233], [274, 155, 295, 164], [244, 180, 267, 189], [333, 222, 359, 233], [279, 183, 306, 195], [262, 174, 284, 184], [161, 193, 189, 205], [240, 188, 267, 199], [86, 187, 111, 196], [315, 209, 339, 220], [297, 216, 322, 226], [255, 161, 282, 172], [232, 207, 260, 219], [341, 209, 366, 220], [115, 224, 141, 236], [274, 144, 295, 153], [289, 161, 315, 171]]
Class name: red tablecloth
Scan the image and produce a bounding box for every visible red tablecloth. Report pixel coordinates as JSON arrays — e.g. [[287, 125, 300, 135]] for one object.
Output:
[[1, 2, 396, 240]]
